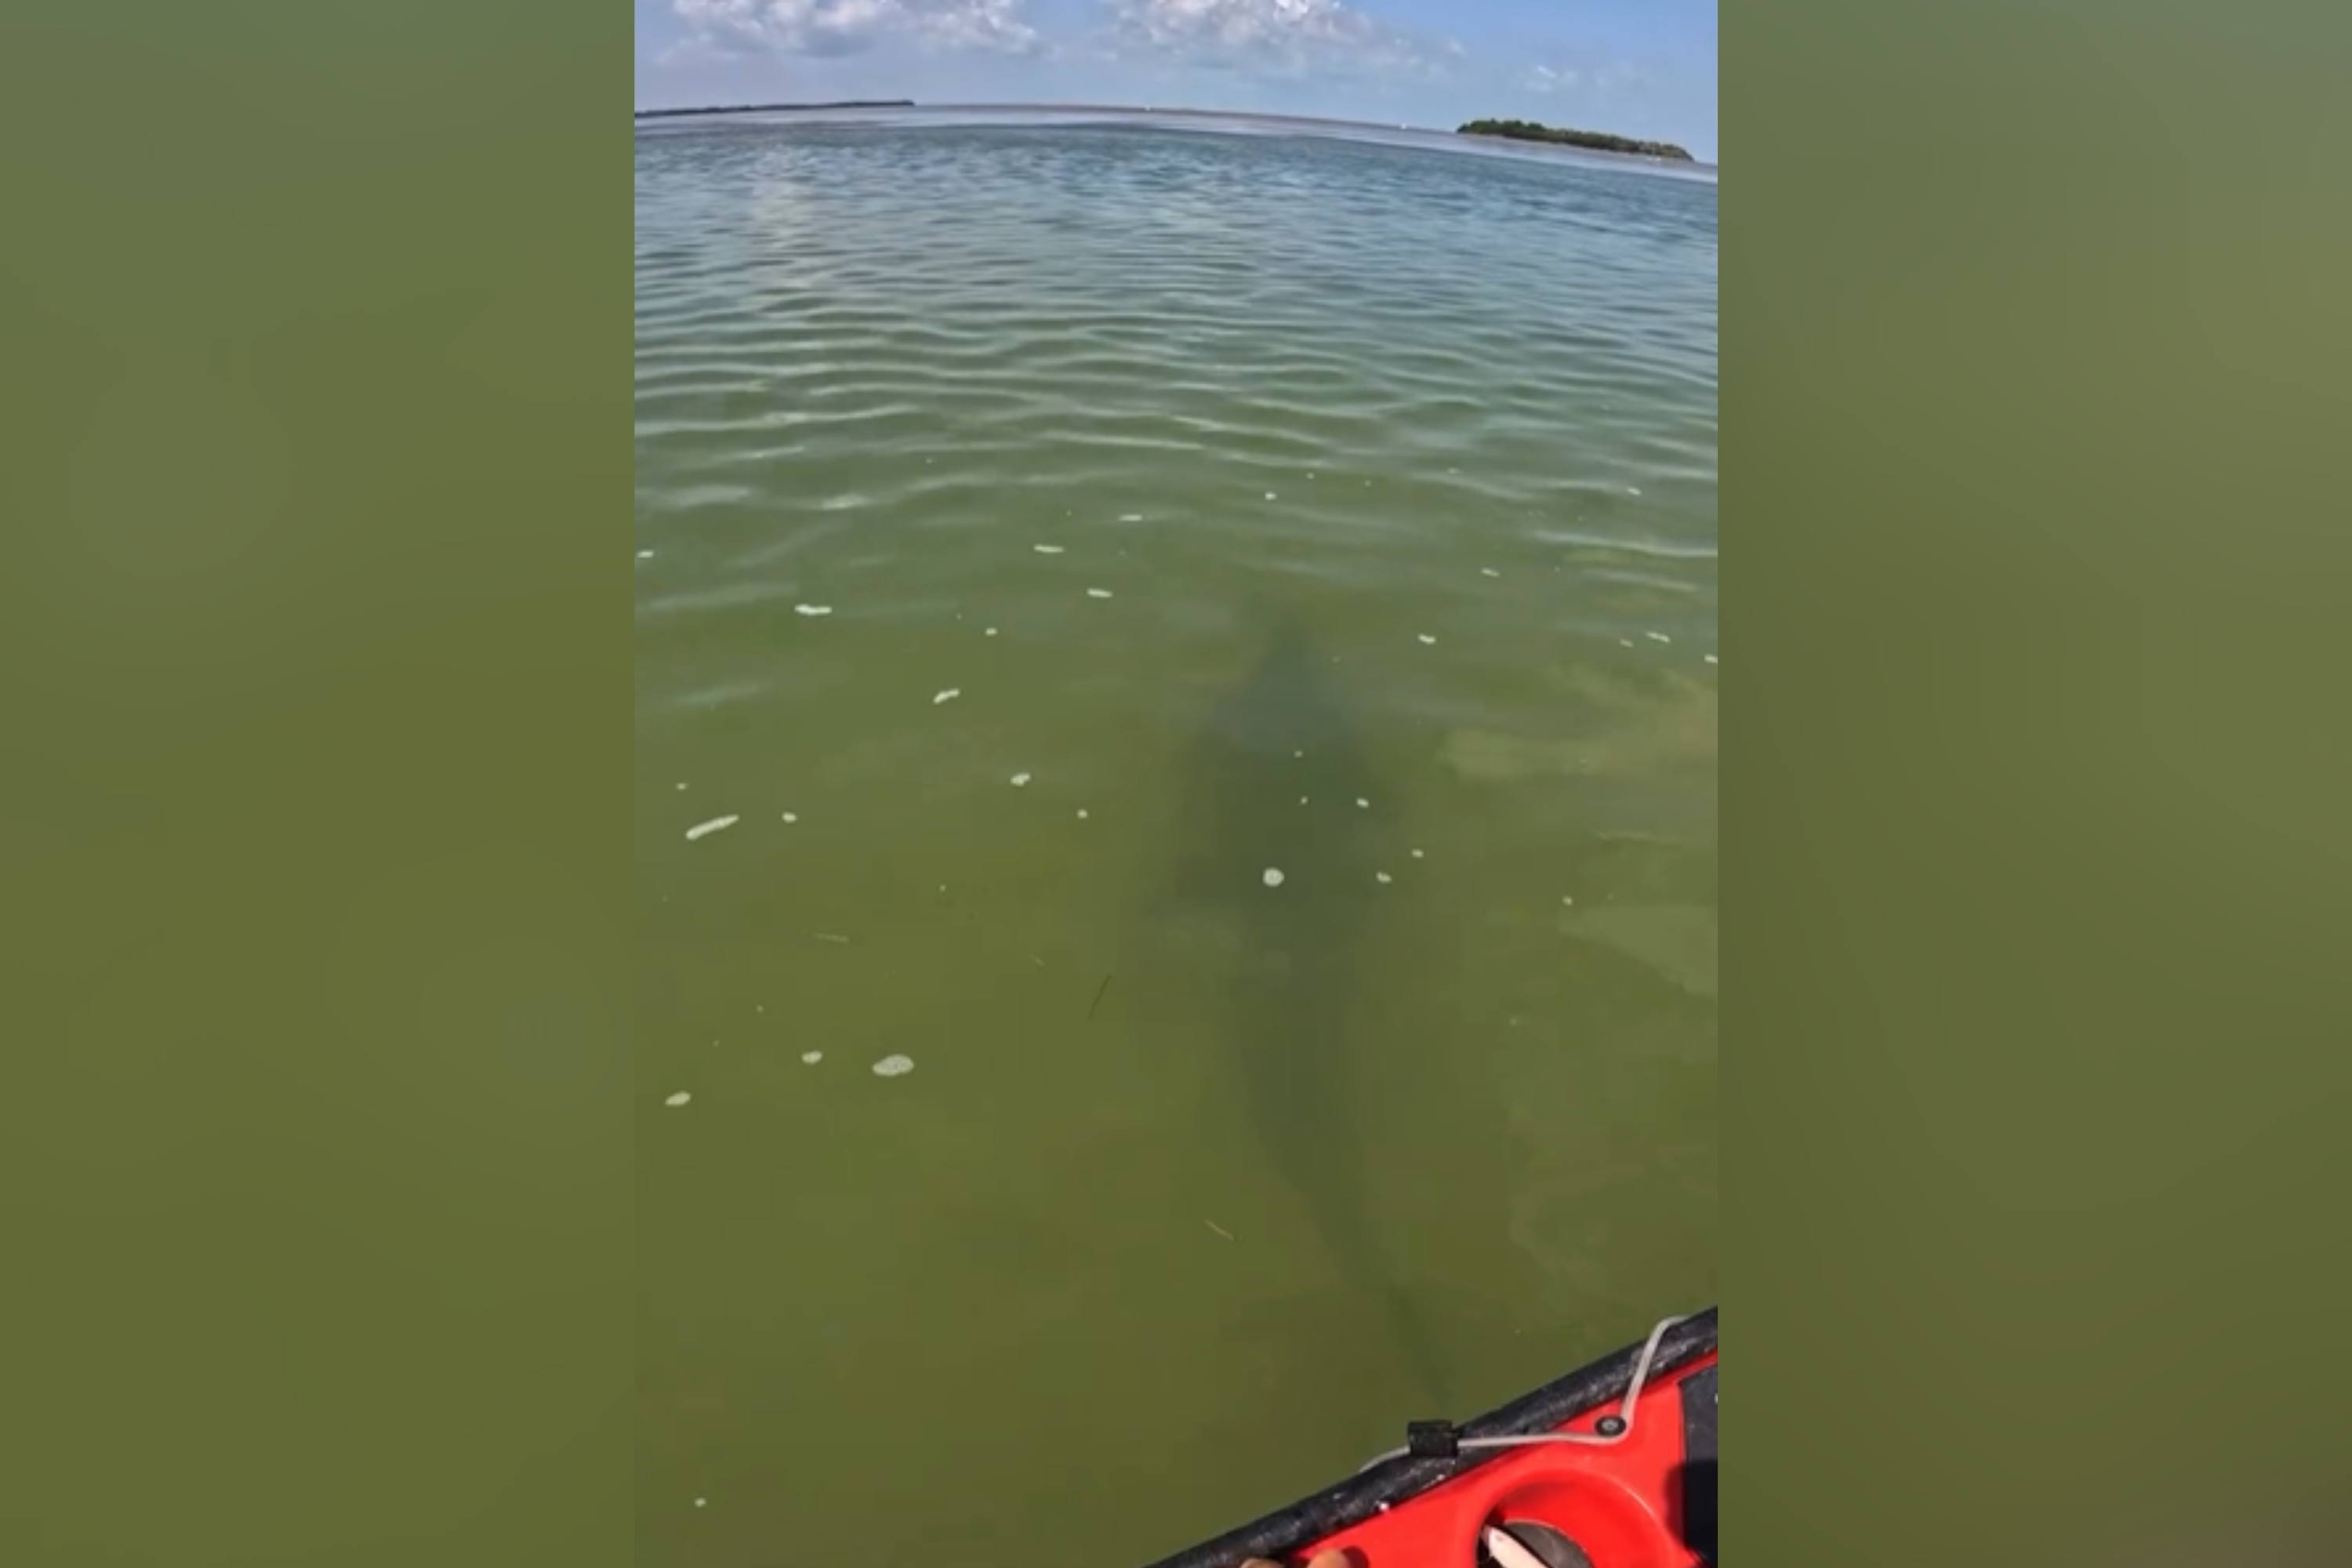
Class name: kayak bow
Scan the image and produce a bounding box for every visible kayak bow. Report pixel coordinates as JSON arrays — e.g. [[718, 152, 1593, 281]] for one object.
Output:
[[1139, 1309, 1719, 1568]]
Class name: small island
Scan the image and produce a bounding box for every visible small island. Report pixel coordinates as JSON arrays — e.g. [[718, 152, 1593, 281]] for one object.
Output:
[[635, 100, 914, 120], [1457, 118, 1693, 162]]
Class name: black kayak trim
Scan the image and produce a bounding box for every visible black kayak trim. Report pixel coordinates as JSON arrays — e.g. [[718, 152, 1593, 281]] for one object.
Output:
[[1134, 1308, 1719, 1568]]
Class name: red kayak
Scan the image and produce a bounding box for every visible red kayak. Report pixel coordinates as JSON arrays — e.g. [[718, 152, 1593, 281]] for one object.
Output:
[[1140, 1310, 1718, 1568]]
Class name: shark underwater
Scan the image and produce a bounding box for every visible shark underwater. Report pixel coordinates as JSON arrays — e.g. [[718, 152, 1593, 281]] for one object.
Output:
[[1139, 609, 1454, 1404]]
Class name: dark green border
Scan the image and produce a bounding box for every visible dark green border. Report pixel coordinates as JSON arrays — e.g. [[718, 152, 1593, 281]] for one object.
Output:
[[1731, 0, 2352, 1562], [9, 4, 629, 1567]]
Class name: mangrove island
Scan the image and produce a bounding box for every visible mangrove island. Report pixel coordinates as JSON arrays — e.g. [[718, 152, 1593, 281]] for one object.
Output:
[[1457, 119, 1693, 162]]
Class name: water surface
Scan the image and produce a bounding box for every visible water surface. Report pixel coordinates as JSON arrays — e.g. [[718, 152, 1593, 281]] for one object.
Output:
[[636, 112, 1717, 1567]]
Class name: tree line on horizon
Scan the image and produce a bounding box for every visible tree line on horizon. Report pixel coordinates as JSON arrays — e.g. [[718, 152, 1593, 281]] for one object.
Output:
[[634, 100, 915, 119], [1457, 118, 1695, 162]]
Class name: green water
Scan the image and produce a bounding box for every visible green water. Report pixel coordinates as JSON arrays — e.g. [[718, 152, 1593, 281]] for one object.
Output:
[[636, 113, 1716, 1566]]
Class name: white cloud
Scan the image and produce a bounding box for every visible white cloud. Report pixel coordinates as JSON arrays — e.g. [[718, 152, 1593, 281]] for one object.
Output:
[[1116, 0, 1374, 54], [1520, 59, 1650, 100], [671, 0, 1042, 58], [1109, 0, 1447, 81]]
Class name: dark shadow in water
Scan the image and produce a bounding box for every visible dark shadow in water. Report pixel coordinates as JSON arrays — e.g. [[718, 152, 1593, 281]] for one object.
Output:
[[1151, 608, 1453, 1406]]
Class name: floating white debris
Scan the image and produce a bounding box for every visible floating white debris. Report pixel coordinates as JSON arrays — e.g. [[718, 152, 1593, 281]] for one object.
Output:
[[1646, 632, 1673, 644], [873, 1054, 916, 1079], [795, 604, 833, 618], [985, 627, 1000, 637], [695, 1498, 708, 1509], [1620, 639, 1637, 649], [1418, 634, 1438, 647], [1705, 655, 1720, 666], [934, 688, 962, 706], [685, 816, 740, 843], [801, 1051, 824, 1066], [677, 782, 689, 791], [1564, 895, 1577, 907], [1010, 772, 1033, 788], [1033, 544, 1065, 556], [637, 550, 655, 561], [1265, 492, 1279, 502], [1481, 568, 1501, 579], [780, 812, 799, 825], [1376, 873, 1394, 886], [1086, 588, 1114, 600], [1356, 798, 1370, 810], [1411, 849, 1427, 860], [1118, 513, 1144, 523], [665, 1092, 693, 1109], [1076, 808, 1091, 820], [1300, 796, 1310, 806], [1263, 868, 1287, 889], [1628, 487, 1644, 496]]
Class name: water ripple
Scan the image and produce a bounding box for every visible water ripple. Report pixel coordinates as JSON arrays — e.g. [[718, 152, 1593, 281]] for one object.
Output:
[[635, 121, 1718, 790]]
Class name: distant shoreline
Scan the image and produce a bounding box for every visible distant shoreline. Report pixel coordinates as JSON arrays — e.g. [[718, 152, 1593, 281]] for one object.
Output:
[[1457, 119, 1694, 162], [631, 100, 1713, 170], [633, 100, 916, 119]]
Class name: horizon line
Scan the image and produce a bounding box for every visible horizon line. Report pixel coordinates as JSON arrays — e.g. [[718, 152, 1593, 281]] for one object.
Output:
[[631, 100, 1717, 172]]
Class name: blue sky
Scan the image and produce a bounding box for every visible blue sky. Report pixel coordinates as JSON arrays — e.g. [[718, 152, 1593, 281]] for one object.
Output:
[[634, 0, 1717, 162]]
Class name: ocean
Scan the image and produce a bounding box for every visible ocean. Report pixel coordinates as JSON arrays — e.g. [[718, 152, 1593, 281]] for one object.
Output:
[[636, 108, 1716, 1566]]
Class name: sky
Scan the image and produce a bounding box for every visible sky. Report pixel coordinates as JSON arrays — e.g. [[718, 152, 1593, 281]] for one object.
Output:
[[633, 0, 1718, 163]]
